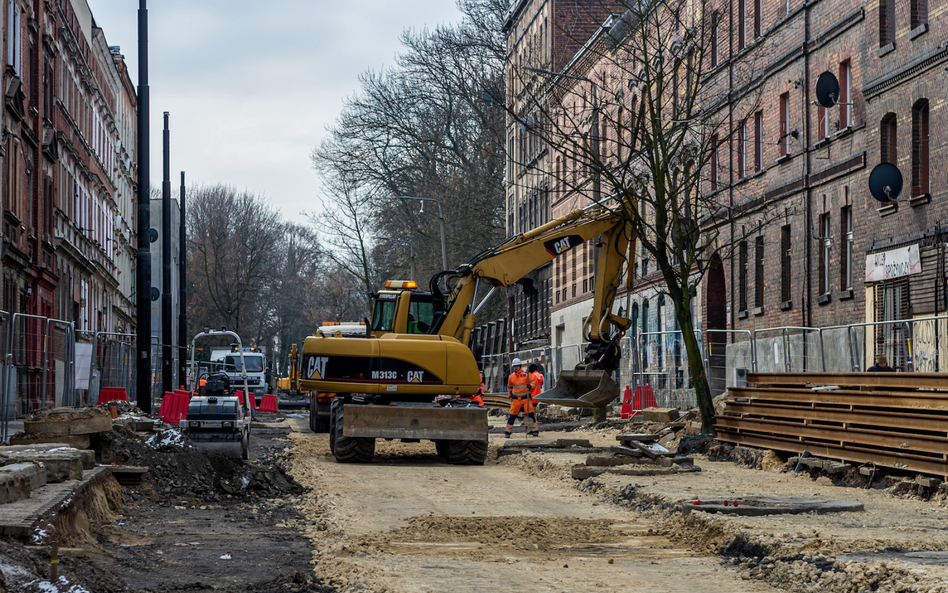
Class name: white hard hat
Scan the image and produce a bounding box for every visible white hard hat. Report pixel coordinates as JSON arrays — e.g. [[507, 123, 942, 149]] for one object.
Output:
[[511, 358, 522, 366]]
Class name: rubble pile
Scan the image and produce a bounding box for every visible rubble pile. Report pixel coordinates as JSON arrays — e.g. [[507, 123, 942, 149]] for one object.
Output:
[[94, 425, 303, 501]]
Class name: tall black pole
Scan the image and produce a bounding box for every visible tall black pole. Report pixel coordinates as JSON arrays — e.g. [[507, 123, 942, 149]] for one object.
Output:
[[161, 112, 172, 394], [178, 172, 188, 390], [135, 0, 151, 413]]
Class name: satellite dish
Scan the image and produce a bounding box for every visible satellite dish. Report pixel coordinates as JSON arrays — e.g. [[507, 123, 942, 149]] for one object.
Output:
[[868, 163, 903, 203], [149, 228, 159, 243], [150, 287, 160, 301], [815, 71, 840, 108]]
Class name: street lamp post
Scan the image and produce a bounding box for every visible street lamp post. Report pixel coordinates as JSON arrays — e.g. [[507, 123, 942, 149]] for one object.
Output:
[[378, 236, 416, 281], [396, 196, 449, 272]]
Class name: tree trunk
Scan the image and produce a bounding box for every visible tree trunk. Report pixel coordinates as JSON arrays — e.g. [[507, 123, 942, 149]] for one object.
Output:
[[676, 298, 716, 435]]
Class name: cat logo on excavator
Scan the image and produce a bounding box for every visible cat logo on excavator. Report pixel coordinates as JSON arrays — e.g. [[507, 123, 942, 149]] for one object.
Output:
[[307, 356, 328, 380]]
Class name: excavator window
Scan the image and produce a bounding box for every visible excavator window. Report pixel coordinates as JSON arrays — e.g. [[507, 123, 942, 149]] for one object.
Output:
[[408, 300, 433, 333], [371, 299, 397, 332]]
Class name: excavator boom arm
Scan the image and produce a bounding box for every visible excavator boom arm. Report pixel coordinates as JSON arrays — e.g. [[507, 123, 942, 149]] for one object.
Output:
[[437, 201, 636, 351]]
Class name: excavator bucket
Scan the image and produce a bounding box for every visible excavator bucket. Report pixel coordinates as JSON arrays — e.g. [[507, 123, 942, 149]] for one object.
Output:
[[533, 368, 620, 408]]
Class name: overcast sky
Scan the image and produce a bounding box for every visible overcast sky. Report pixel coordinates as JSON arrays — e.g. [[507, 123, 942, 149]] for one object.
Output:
[[85, 0, 464, 220]]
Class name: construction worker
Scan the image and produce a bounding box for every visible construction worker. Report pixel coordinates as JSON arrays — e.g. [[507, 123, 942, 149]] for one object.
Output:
[[459, 371, 485, 406], [506, 358, 538, 438], [527, 362, 544, 406]]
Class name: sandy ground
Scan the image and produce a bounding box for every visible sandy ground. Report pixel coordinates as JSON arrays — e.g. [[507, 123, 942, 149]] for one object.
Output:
[[285, 418, 948, 593]]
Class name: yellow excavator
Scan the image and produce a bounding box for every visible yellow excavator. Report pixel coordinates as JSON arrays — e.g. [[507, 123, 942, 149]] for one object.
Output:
[[300, 200, 636, 464]]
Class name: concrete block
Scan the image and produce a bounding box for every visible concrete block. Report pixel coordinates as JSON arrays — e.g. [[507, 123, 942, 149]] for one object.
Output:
[[1, 445, 94, 470], [642, 408, 680, 422], [8, 433, 91, 448], [585, 453, 641, 467], [23, 407, 111, 436], [0, 463, 47, 501], [2, 453, 83, 482]]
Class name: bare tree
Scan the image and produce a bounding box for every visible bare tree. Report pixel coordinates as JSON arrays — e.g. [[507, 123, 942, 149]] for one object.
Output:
[[311, 0, 507, 306], [187, 184, 285, 338], [510, 0, 776, 432]]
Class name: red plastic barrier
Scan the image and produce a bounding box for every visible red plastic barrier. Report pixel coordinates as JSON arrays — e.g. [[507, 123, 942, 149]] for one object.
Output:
[[620, 385, 635, 419], [633, 384, 658, 410], [97, 386, 130, 405], [159, 392, 181, 424], [258, 393, 279, 413], [233, 389, 257, 412]]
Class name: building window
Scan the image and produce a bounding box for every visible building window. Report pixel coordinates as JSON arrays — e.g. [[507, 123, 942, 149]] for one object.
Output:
[[912, 99, 929, 197], [709, 134, 719, 192], [911, 0, 927, 30], [739, 240, 748, 311], [840, 205, 853, 290], [755, 235, 764, 308], [711, 14, 719, 67], [754, 0, 762, 38], [819, 212, 831, 295], [839, 60, 851, 129], [739, 0, 747, 49], [737, 122, 746, 178], [779, 92, 790, 157], [818, 105, 830, 140], [754, 111, 763, 172], [780, 224, 791, 302], [881, 113, 897, 164], [880, 0, 895, 47]]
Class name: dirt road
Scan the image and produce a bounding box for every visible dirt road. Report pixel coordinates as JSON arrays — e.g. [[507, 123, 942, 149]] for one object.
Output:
[[286, 420, 785, 593]]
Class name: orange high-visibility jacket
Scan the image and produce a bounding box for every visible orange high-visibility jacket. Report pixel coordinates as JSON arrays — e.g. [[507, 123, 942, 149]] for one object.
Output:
[[508, 369, 533, 399], [529, 371, 544, 398]]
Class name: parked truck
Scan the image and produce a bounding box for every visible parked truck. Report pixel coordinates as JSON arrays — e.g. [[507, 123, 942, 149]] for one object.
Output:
[[300, 201, 636, 465]]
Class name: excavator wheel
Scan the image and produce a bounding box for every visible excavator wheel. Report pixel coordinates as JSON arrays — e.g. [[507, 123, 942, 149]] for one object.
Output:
[[445, 440, 488, 465], [330, 399, 375, 463], [309, 395, 330, 433]]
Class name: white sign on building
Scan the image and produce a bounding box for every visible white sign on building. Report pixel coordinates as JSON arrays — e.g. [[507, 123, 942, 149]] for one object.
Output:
[[864, 244, 921, 283]]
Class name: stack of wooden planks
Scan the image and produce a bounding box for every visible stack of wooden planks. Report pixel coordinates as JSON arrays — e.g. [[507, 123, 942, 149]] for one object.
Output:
[[717, 372, 948, 479]]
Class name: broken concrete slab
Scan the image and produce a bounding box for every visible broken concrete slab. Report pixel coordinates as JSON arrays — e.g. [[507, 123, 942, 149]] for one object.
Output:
[[0, 463, 47, 503], [571, 463, 701, 480], [585, 453, 641, 467], [497, 438, 595, 457], [1, 452, 84, 483], [1, 446, 95, 470], [24, 407, 111, 436], [608, 446, 643, 457], [615, 433, 661, 443], [682, 496, 865, 516], [8, 433, 91, 449], [642, 407, 680, 422]]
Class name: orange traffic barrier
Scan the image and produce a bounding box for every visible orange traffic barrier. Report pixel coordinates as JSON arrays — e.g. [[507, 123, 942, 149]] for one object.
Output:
[[97, 386, 129, 405], [258, 393, 279, 413]]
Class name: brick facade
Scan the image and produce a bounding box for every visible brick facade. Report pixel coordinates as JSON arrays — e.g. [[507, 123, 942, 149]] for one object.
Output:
[[1, 0, 137, 335], [502, 0, 616, 350]]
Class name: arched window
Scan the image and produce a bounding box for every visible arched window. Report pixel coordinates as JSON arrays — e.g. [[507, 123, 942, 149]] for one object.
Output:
[[642, 299, 650, 334], [630, 302, 639, 337]]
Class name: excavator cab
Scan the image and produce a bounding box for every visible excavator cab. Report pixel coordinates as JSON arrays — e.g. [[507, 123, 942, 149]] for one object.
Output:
[[370, 280, 436, 336]]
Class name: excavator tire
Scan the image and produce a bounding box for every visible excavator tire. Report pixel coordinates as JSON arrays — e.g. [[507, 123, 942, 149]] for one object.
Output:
[[445, 439, 488, 465], [330, 399, 375, 463], [309, 395, 330, 433]]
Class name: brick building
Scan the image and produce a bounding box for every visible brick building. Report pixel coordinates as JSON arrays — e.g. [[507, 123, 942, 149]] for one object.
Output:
[[502, 0, 616, 351], [521, 0, 948, 386], [1, 0, 138, 399]]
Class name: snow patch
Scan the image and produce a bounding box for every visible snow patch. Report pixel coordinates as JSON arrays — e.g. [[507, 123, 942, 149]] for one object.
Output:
[[145, 428, 193, 450]]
